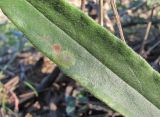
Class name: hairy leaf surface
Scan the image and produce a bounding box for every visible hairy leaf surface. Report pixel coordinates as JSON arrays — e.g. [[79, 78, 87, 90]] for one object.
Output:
[[0, 0, 160, 116]]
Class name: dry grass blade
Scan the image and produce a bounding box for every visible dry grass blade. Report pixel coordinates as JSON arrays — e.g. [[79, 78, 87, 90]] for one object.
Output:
[[4, 76, 19, 91], [140, 7, 155, 55], [99, 0, 104, 26], [110, 0, 126, 43], [81, 0, 86, 12]]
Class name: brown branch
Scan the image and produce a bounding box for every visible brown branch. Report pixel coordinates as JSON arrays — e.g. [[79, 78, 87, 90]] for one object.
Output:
[[143, 40, 160, 58]]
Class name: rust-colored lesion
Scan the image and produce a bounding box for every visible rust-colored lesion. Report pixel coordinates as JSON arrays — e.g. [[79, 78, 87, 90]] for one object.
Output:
[[52, 44, 62, 55], [52, 43, 76, 69], [58, 51, 76, 69]]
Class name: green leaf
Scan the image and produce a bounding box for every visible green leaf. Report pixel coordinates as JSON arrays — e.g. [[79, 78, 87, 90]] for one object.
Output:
[[24, 81, 38, 97], [0, 0, 160, 116]]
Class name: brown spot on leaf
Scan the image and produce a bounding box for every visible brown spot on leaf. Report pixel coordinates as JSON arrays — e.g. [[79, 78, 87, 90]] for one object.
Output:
[[58, 51, 76, 69], [52, 44, 62, 55]]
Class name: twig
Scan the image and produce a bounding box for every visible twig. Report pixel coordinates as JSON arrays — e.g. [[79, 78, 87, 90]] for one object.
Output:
[[103, 0, 115, 32], [9, 90, 19, 112], [119, 1, 147, 16], [143, 40, 160, 58], [122, 17, 160, 27], [99, 0, 104, 26], [1, 53, 17, 72], [0, 67, 15, 77], [140, 7, 155, 55], [0, 76, 19, 112], [140, 21, 152, 54], [4, 76, 19, 91], [81, 0, 86, 12], [110, 0, 126, 43], [154, 56, 160, 65]]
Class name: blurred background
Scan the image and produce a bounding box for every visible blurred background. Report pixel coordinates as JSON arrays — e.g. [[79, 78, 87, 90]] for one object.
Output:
[[0, 0, 160, 117]]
